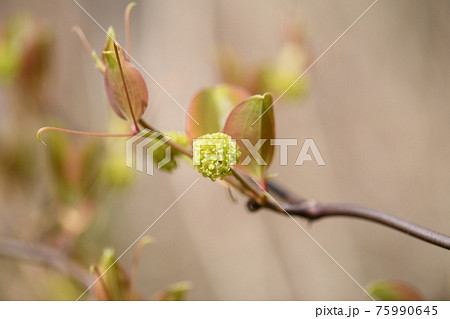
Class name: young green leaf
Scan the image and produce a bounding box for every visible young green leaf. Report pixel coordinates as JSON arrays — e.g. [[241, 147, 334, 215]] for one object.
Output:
[[186, 84, 250, 140], [222, 93, 275, 187], [102, 26, 117, 64]]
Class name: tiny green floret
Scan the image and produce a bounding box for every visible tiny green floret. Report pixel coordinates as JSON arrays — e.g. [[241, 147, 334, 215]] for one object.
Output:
[[193, 132, 240, 181]]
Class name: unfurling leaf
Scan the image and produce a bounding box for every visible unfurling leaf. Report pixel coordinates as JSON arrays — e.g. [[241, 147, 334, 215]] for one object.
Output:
[[103, 46, 148, 132], [102, 27, 117, 64], [186, 84, 250, 140], [367, 281, 424, 301], [222, 93, 275, 187]]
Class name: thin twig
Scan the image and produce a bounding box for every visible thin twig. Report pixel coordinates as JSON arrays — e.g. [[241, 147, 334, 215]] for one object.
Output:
[[138, 119, 193, 157], [249, 182, 450, 250], [141, 118, 450, 250], [142, 118, 450, 250], [266, 180, 304, 204]]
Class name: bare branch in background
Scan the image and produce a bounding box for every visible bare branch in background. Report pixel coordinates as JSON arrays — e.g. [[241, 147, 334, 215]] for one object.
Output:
[[0, 237, 93, 288]]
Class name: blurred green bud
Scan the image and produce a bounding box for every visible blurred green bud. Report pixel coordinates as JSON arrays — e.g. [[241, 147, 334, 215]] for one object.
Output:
[[93, 248, 131, 301], [103, 37, 148, 132], [257, 42, 308, 100], [0, 14, 53, 95], [367, 280, 424, 301], [150, 131, 189, 173], [101, 114, 135, 189], [102, 149, 134, 189], [166, 131, 189, 148], [0, 17, 21, 81], [193, 132, 240, 181]]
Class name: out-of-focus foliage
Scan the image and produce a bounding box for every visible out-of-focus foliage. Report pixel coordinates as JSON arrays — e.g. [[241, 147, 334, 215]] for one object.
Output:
[[152, 282, 192, 301], [90, 239, 191, 301], [0, 14, 53, 192], [0, 137, 36, 187], [257, 42, 309, 100], [92, 248, 134, 301], [217, 30, 309, 103], [0, 13, 53, 99], [43, 117, 136, 242], [46, 126, 103, 205], [368, 280, 424, 301], [0, 8, 144, 300], [101, 114, 135, 189]]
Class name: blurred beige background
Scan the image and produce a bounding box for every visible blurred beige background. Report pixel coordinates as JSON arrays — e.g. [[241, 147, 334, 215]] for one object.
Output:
[[0, 0, 449, 300]]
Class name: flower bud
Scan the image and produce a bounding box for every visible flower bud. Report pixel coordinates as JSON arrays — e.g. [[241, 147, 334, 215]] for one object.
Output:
[[103, 33, 148, 132], [150, 131, 189, 173]]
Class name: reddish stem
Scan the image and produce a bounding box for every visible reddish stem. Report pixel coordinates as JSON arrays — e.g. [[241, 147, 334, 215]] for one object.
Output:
[[37, 126, 135, 145], [113, 43, 139, 133], [124, 2, 136, 58], [72, 26, 94, 56]]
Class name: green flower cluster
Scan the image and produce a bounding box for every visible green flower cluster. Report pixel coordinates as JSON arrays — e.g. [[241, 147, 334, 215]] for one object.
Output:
[[193, 132, 240, 181]]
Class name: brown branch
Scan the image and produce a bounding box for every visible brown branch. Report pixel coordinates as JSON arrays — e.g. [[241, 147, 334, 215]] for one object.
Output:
[[0, 237, 94, 287], [139, 119, 450, 250], [250, 180, 450, 250]]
